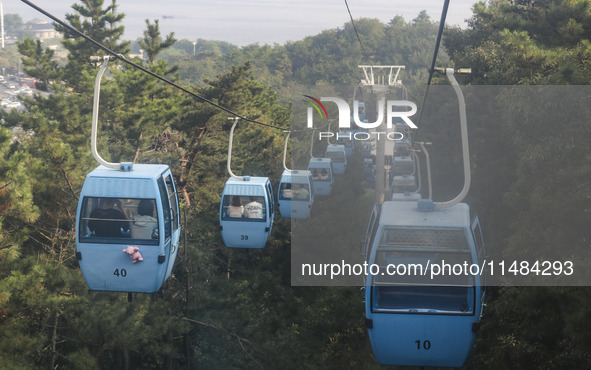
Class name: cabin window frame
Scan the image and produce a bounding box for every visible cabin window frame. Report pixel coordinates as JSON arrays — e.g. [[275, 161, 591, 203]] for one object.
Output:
[[78, 196, 160, 245]]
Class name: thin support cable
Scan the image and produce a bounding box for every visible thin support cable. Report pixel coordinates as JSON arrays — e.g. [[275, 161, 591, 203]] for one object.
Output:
[[414, 0, 451, 141], [344, 0, 370, 62]]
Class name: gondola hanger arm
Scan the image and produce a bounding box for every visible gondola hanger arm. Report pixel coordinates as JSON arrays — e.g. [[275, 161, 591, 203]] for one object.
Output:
[[91, 56, 130, 171]]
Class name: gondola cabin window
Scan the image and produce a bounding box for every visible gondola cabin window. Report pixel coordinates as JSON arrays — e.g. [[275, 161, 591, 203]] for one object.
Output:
[[325, 150, 345, 163], [371, 227, 475, 314], [279, 182, 310, 201], [310, 168, 332, 182], [79, 197, 159, 245], [221, 195, 267, 221]]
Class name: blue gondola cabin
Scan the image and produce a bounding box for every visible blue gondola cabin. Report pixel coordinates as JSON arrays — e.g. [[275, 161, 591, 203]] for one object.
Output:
[[325, 144, 347, 175], [390, 175, 417, 196], [363, 201, 485, 367], [360, 141, 372, 158], [307, 158, 333, 196], [278, 170, 314, 219], [336, 131, 354, 158], [76, 164, 181, 293], [220, 176, 275, 248], [392, 155, 414, 176]]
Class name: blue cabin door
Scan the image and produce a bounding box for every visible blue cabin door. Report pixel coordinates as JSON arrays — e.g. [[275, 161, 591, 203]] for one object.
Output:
[[363, 206, 380, 264], [265, 180, 275, 228], [471, 217, 485, 262], [471, 216, 486, 309], [157, 173, 180, 283]]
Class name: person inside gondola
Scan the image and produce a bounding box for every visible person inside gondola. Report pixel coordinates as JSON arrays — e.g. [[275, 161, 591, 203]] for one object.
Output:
[[88, 198, 129, 237], [227, 196, 244, 218], [244, 196, 264, 219], [319, 169, 329, 180], [130, 199, 158, 239], [281, 183, 294, 199], [294, 184, 309, 200], [311, 168, 320, 180]]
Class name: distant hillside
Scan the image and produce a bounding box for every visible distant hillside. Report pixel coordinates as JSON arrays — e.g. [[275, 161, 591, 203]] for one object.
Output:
[[163, 12, 446, 89]]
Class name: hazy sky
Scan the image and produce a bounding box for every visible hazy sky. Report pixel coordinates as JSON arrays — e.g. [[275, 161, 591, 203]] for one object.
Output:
[[9, 0, 478, 46]]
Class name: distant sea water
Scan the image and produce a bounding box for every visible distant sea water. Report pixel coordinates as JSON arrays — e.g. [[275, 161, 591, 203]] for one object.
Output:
[[11, 0, 471, 47]]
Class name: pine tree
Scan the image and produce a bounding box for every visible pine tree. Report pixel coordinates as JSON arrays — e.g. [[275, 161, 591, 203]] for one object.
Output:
[[138, 19, 177, 65], [56, 0, 130, 89]]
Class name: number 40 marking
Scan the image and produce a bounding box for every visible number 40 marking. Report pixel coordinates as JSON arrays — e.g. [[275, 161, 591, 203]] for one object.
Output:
[[113, 268, 127, 277], [415, 340, 431, 350]]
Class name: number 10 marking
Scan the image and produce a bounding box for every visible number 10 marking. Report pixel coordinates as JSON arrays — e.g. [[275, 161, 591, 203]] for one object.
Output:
[[415, 340, 431, 350]]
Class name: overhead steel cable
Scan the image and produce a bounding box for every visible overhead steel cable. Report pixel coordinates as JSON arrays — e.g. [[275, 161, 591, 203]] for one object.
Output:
[[344, 0, 371, 63], [21, 0, 287, 130], [414, 0, 451, 140]]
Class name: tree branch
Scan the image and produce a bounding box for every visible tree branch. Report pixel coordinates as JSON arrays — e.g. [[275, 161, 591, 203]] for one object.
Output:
[[180, 317, 263, 369]]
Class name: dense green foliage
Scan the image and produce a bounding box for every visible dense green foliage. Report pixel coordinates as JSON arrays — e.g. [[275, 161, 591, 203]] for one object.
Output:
[[164, 11, 444, 92], [441, 1, 591, 368], [1, 0, 591, 368]]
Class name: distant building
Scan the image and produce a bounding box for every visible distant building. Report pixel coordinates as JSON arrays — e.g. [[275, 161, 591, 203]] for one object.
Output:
[[23, 19, 62, 39]]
